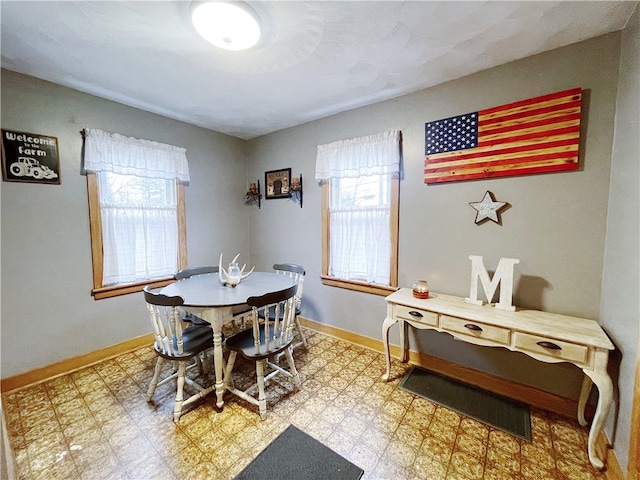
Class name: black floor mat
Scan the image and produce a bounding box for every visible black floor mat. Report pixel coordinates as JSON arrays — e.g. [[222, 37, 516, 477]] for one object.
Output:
[[399, 366, 531, 441], [234, 424, 364, 480]]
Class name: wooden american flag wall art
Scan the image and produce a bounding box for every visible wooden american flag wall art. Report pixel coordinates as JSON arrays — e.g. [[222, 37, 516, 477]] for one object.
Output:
[[424, 87, 582, 184]]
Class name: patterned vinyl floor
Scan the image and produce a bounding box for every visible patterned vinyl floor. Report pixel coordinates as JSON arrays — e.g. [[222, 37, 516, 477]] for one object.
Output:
[[3, 327, 607, 479]]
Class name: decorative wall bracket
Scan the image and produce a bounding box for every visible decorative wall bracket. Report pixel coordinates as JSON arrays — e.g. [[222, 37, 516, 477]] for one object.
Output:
[[245, 180, 262, 209], [290, 174, 303, 208]]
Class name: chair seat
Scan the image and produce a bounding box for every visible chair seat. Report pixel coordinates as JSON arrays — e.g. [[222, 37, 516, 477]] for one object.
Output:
[[153, 325, 214, 360], [224, 326, 294, 361]]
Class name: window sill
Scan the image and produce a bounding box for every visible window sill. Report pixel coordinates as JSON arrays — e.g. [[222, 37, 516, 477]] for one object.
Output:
[[92, 277, 175, 300], [319, 275, 397, 296]]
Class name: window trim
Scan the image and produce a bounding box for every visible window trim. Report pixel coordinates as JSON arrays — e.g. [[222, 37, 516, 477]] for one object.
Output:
[[86, 172, 187, 300], [320, 173, 399, 296]]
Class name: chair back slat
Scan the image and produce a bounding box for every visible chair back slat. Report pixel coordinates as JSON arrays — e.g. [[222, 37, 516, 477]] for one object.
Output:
[[252, 309, 261, 353], [144, 286, 186, 356], [272, 302, 280, 348]]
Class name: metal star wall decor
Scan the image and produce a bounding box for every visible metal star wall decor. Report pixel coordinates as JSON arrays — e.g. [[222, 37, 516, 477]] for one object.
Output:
[[469, 191, 508, 225]]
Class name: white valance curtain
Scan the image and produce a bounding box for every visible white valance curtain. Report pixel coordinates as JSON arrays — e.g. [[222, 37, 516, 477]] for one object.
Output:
[[315, 130, 401, 180], [83, 128, 190, 183], [83, 128, 188, 286]]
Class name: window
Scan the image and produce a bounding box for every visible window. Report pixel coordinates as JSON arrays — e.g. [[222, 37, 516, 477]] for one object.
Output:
[[316, 131, 401, 295], [83, 129, 189, 299]]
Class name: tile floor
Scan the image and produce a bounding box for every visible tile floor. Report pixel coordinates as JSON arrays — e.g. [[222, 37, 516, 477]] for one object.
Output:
[[3, 328, 607, 480]]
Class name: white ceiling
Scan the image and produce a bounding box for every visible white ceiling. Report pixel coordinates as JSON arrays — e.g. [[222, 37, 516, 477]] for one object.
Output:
[[1, 1, 637, 140]]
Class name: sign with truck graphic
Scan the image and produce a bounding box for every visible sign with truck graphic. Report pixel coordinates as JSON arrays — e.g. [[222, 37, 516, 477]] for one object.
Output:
[[2, 129, 60, 184]]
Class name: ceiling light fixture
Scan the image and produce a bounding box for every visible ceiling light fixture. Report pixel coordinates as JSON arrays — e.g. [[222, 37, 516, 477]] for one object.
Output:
[[191, 1, 261, 51]]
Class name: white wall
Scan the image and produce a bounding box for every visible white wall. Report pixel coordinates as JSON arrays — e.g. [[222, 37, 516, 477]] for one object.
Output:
[[0, 70, 250, 378], [600, 4, 640, 474]]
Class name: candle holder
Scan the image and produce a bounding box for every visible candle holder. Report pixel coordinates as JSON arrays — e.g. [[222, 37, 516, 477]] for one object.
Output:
[[290, 174, 303, 208], [245, 180, 262, 209], [412, 280, 429, 299]]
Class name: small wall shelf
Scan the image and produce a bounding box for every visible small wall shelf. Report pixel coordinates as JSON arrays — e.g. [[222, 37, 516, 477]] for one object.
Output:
[[291, 174, 303, 208], [245, 180, 262, 209]]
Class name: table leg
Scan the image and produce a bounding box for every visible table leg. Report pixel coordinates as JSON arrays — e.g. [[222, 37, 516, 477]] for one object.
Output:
[[381, 315, 397, 381], [577, 375, 593, 427], [584, 365, 613, 470], [399, 319, 409, 363], [212, 327, 225, 408], [201, 307, 233, 409]]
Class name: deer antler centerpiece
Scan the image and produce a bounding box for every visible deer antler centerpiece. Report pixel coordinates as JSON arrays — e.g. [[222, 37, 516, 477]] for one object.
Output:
[[218, 253, 255, 287]]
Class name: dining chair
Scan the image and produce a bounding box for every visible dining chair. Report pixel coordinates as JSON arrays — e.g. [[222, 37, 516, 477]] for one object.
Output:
[[174, 265, 219, 280], [174, 265, 251, 330], [143, 286, 214, 422], [271, 263, 307, 350], [222, 284, 301, 419]]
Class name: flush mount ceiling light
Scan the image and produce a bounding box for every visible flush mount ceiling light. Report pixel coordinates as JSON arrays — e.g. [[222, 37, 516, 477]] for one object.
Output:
[[191, 1, 261, 51]]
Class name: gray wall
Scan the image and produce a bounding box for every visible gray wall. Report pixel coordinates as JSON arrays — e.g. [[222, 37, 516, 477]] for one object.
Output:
[[248, 32, 622, 399], [0, 70, 249, 378], [600, 4, 640, 474], [1, 23, 637, 476], [247, 29, 638, 471]]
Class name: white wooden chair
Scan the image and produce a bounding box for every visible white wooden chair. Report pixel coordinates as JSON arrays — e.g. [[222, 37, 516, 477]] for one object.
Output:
[[143, 286, 214, 422], [272, 263, 307, 350], [222, 284, 301, 419]]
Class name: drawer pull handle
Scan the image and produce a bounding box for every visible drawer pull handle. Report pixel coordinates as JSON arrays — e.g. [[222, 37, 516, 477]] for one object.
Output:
[[464, 323, 483, 332], [537, 341, 562, 350], [408, 311, 423, 318]]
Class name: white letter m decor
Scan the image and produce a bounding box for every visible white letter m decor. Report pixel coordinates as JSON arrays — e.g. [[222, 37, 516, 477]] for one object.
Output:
[[465, 255, 520, 311]]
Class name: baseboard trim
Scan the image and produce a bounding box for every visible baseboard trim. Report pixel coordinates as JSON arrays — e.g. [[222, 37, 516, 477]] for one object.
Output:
[[1, 318, 597, 420], [0, 334, 154, 393], [299, 317, 594, 420]]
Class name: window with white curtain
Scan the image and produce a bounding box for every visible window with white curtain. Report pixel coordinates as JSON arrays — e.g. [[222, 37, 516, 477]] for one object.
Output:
[[83, 128, 189, 299], [316, 131, 401, 295]]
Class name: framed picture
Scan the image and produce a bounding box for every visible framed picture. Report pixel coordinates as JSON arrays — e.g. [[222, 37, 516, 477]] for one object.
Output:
[[2, 129, 61, 185], [265, 168, 292, 199]]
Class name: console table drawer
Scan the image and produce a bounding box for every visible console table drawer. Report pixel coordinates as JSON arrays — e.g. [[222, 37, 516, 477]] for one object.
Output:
[[440, 315, 510, 345], [395, 305, 438, 326], [513, 332, 588, 364]]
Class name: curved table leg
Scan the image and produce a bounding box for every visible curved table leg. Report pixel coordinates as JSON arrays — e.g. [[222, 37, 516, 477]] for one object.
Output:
[[381, 315, 397, 381], [577, 375, 593, 427], [584, 366, 613, 470]]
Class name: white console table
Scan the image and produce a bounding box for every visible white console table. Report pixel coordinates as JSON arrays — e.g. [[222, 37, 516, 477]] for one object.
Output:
[[381, 288, 614, 469]]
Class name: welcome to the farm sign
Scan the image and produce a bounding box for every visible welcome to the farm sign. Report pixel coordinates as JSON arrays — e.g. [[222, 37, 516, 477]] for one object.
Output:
[[2, 129, 61, 184]]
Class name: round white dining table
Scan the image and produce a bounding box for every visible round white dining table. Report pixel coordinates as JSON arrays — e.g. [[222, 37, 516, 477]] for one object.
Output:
[[160, 272, 296, 408]]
